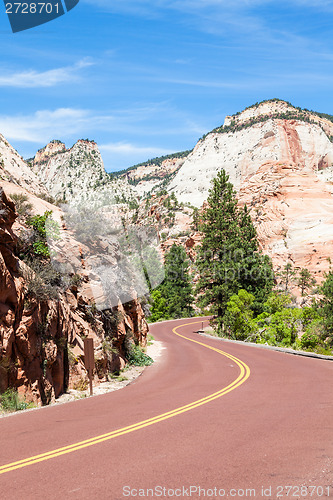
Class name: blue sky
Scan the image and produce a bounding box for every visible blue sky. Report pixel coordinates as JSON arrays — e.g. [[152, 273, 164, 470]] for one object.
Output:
[[1, 0, 333, 171]]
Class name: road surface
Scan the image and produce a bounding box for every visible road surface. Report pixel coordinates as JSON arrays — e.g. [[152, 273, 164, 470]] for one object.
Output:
[[0, 317, 333, 499]]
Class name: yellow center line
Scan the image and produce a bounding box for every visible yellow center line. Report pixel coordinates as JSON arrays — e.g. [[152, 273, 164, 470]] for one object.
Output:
[[0, 319, 250, 475]]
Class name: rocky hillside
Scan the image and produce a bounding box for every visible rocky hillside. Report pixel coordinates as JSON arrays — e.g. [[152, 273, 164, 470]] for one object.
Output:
[[164, 99, 333, 279], [168, 99, 333, 206], [113, 151, 191, 198], [0, 185, 149, 405], [0, 132, 151, 406], [0, 133, 47, 195], [31, 139, 136, 206]]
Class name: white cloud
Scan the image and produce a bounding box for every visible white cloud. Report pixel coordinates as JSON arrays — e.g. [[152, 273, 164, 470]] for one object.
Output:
[[154, 77, 248, 89], [0, 58, 94, 88], [0, 108, 92, 142], [0, 102, 203, 145], [99, 142, 176, 171], [100, 142, 172, 156]]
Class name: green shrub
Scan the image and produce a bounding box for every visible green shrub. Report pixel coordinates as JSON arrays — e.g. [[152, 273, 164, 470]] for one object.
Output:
[[37, 192, 56, 204], [264, 292, 292, 314], [10, 193, 32, 217], [0, 388, 29, 412], [300, 332, 320, 350], [22, 259, 62, 300], [223, 289, 255, 340], [127, 345, 153, 366], [261, 308, 301, 346], [26, 210, 60, 257], [148, 290, 169, 323]]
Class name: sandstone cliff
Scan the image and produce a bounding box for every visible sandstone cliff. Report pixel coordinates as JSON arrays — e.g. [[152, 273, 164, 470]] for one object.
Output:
[[31, 139, 136, 206], [166, 100, 333, 278], [28, 99, 333, 281], [0, 184, 148, 405]]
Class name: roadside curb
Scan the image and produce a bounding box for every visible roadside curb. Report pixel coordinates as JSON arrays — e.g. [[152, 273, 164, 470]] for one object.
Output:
[[198, 332, 333, 361]]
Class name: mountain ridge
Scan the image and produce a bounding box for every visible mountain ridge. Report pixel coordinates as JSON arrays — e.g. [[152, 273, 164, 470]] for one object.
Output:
[[15, 98, 333, 281]]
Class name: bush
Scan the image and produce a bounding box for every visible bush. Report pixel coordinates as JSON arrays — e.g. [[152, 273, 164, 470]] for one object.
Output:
[[37, 192, 56, 204], [264, 292, 292, 314], [267, 308, 301, 345], [26, 210, 60, 257], [21, 259, 63, 300], [300, 332, 320, 350], [223, 289, 255, 340], [148, 290, 169, 322], [10, 193, 32, 217], [0, 388, 29, 412], [127, 345, 153, 366]]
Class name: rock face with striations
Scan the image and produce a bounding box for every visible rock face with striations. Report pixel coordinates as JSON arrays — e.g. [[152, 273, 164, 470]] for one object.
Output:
[[167, 100, 333, 278]]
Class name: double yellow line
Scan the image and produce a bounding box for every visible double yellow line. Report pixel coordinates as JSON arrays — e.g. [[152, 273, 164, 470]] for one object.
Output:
[[0, 320, 250, 475]]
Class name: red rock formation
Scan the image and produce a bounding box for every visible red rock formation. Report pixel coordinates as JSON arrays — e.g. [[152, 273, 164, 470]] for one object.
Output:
[[0, 186, 148, 405], [33, 140, 66, 165]]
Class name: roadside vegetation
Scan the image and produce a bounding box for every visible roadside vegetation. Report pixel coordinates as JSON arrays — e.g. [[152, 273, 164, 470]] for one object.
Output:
[[0, 388, 33, 414], [148, 168, 333, 356], [148, 243, 194, 322]]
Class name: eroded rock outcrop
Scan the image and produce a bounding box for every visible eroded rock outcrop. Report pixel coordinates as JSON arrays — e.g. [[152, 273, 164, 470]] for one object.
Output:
[[0, 186, 148, 405], [31, 139, 135, 206]]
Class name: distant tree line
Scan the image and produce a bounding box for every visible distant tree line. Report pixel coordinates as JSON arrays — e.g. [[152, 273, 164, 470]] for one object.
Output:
[[111, 150, 192, 178]]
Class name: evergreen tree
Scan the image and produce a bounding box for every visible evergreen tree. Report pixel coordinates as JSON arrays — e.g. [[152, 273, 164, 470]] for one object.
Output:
[[149, 244, 194, 321], [297, 268, 316, 296], [278, 262, 296, 292], [159, 244, 194, 318], [195, 169, 273, 332], [319, 270, 333, 339]]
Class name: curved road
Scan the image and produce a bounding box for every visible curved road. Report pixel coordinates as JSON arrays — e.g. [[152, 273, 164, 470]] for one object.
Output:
[[1, 317, 333, 499]]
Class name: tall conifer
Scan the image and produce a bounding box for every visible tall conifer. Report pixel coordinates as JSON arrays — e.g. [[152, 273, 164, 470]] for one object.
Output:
[[195, 170, 273, 331]]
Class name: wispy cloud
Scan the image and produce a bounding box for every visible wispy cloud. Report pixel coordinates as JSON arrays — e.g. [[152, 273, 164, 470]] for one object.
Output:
[[0, 103, 204, 144], [154, 77, 248, 89], [82, 0, 333, 48], [0, 108, 92, 142], [83, 0, 333, 13], [100, 142, 173, 156], [0, 59, 94, 88]]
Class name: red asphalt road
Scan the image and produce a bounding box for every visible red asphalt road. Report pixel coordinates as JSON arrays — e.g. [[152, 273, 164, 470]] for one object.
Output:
[[1, 317, 333, 500]]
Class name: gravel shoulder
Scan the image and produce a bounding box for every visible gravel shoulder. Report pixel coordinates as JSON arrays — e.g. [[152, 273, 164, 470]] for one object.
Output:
[[0, 339, 165, 418]]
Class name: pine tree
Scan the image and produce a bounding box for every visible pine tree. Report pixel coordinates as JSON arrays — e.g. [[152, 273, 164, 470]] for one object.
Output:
[[278, 262, 296, 292], [150, 244, 194, 321], [160, 244, 194, 318], [297, 268, 316, 296], [195, 169, 273, 332], [319, 271, 333, 337]]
